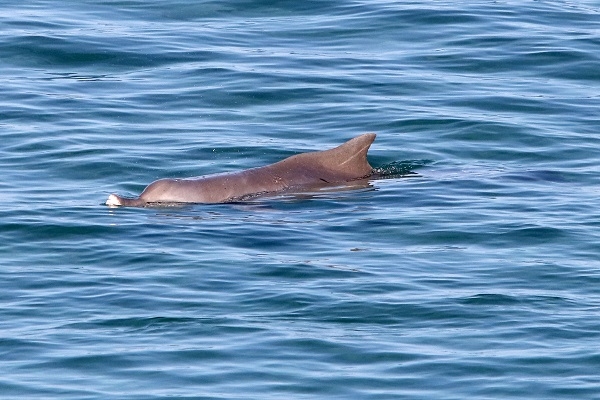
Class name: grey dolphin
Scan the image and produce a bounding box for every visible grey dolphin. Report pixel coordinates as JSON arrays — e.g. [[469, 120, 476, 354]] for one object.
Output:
[[106, 133, 376, 207]]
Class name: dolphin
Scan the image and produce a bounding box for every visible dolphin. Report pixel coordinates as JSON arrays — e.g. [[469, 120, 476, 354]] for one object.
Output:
[[106, 133, 376, 207]]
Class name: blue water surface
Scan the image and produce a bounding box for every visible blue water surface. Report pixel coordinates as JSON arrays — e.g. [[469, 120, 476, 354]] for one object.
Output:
[[2, 1, 600, 399]]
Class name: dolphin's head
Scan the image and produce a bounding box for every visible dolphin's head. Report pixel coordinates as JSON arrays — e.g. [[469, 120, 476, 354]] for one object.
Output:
[[106, 194, 122, 207], [106, 194, 145, 207]]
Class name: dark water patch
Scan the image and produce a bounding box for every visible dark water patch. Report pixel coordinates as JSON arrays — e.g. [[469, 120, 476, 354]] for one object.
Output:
[[462, 293, 522, 306], [502, 169, 569, 183]]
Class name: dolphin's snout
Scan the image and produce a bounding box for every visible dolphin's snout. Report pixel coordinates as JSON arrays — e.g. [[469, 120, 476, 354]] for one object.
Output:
[[106, 194, 122, 207]]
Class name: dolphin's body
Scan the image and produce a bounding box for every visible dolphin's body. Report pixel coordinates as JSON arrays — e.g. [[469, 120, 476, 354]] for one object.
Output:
[[106, 133, 376, 207]]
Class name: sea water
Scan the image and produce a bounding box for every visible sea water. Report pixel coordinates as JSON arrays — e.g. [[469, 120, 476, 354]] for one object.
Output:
[[1, 1, 600, 398]]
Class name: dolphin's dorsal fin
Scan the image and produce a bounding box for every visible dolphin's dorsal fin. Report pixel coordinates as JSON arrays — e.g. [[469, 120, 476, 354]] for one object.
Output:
[[318, 133, 376, 178]]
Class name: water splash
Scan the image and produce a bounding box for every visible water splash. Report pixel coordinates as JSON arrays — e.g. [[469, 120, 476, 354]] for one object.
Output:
[[373, 159, 433, 178]]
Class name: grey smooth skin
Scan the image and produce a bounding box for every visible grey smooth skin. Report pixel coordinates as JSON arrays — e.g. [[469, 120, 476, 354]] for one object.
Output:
[[106, 133, 376, 207]]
